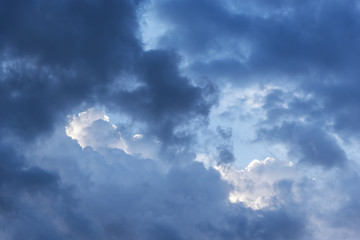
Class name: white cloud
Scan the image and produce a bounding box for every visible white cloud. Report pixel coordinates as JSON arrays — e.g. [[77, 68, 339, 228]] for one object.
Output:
[[218, 157, 296, 209], [132, 134, 144, 140], [65, 108, 128, 152], [195, 154, 297, 210]]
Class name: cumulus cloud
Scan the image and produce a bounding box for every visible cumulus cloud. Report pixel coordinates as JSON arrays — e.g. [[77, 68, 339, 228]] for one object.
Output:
[[195, 155, 298, 210], [66, 108, 128, 152], [222, 158, 296, 209], [141, 0, 360, 167], [1, 0, 360, 239], [13, 122, 311, 240]]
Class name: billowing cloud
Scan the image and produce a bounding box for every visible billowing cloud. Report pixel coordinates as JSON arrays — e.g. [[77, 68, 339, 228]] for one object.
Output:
[[218, 157, 296, 209], [1, 0, 360, 239], [257, 122, 348, 168], [66, 108, 128, 152]]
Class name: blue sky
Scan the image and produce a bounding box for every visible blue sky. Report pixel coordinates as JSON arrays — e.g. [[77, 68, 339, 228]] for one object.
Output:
[[1, 0, 360, 239]]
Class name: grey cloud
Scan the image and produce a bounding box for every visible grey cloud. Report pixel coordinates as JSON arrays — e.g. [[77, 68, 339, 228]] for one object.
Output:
[[0, 129, 307, 240], [217, 145, 235, 164], [0, 0, 141, 139], [257, 121, 347, 168], [215, 127, 235, 164], [146, 0, 360, 153], [0, 0, 217, 150], [1, 0, 360, 239], [0, 0, 140, 71], [217, 126, 232, 140], [256, 84, 359, 167], [0, 143, 59, 213], [150, 0, 360, 78], [103, 50, 217, 153]]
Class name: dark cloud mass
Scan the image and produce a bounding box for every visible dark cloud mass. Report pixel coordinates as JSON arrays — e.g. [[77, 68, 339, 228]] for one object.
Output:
[[0, 0, 141, 138], [1, 0, 360, 239], [104, 50, 217, 150], [257, 121, 347, 168], [148, 0, 360, 167]]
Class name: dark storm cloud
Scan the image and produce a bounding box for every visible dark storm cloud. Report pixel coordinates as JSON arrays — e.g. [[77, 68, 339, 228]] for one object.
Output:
[[257, 121, 347, 168], [0, 0, 140, 70], [9, 133, 307, 240], [0, 0, 217, 149], [0, 62, 89, 138], [303, 81, 360, 139], [0, 0, 142, 139], [104, 50, 217, 149], [2, 0, 360, 239], [148, 0, 360, 99], [330, 168, 360, 232], [0, 144, 57, 213], [154, 0, 250, 55], [254, 85, 355, 168], [0, 141, 103, 240], [151, 0, 360, 77], [0, 0, 225, 238], [147, 0, 360, 167], [248, 209, 306, 240], [253, 87, 348, 167], [261, 88, 323, 123], [0, 0, 232, 238]]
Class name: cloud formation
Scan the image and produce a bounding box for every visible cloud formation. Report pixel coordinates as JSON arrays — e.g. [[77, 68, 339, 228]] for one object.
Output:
[[1, 0, 360, 239]]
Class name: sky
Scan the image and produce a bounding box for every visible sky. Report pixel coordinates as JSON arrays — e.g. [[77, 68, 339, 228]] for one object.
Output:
[[1, 0, 360, 239]]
